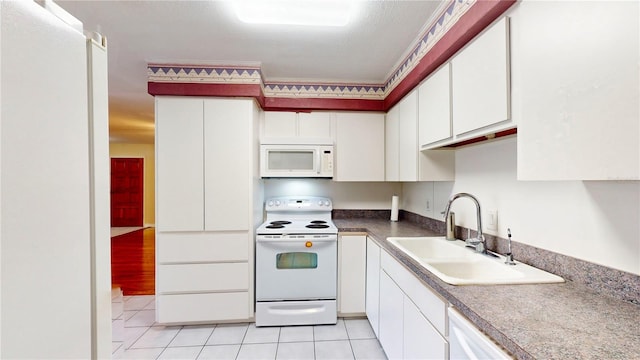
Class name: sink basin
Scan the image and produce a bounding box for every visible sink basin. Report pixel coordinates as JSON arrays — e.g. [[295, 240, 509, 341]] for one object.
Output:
[[388, 237, 564, 285]]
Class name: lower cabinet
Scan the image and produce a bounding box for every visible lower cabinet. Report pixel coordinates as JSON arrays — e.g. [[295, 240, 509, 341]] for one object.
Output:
[[365, 237, 381, 337], [369, 243, 449, 359], [378, 271, 405, 360], [367, 239, 509, 360], [338, 234, 367, 316], [156, 232, 252, 324], [404, 296, 447, 359], [157, 292, 249, 323]]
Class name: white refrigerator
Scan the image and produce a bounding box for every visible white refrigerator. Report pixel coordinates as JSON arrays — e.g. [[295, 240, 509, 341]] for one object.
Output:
[[1, 1, 110, 358]]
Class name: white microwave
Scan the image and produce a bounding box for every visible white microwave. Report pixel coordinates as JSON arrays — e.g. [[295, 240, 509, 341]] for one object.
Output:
[[260, 141, 334, 178]]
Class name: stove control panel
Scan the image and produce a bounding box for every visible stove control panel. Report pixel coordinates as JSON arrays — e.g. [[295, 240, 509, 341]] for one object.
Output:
[[265, 196, 332, 211]]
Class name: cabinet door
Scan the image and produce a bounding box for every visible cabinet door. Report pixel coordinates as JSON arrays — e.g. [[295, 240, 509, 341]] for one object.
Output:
[[418, 63, 452, 146], [263, 111, 297, 138], [385, 105, 400, 181], [452, 17, 510, 136], [298, 112, 333, 138], [204, 99, 251, 231], [398, 91, 418, 182], [335, 112, 385, 181], [157, 292, 249, 324], [156, 97, 204, 232], [338, 235, 367, 315], [379, 271, 404, 360], [157, 263, 249, 293], [365, 238, 381, 337], [403, 297, 447, 360]]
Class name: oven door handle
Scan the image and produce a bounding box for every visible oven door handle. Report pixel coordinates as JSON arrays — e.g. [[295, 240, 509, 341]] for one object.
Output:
[[256, 236, 337, 243]]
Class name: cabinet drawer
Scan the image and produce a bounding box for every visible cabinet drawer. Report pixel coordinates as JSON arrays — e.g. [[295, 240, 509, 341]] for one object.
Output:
[[157, 263, 248, 293], [157, 292, 250, 324], [157, 232, 249, 263], [381, 250, 447, 335]]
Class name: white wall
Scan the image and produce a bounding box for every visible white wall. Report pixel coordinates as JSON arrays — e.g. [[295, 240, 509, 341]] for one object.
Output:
[[403, 137, 640, 275], [264, 180, 402, 210]]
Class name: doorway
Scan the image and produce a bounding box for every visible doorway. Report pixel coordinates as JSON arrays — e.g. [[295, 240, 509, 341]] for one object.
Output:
[[110, 158, 144, 227]]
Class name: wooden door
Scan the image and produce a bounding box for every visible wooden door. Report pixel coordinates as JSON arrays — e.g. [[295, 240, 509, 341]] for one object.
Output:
[[110, 158, 144, 226]]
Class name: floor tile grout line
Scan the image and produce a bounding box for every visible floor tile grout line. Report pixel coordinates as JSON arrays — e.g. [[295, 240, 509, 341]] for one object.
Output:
[[125, 324, 152, 350]]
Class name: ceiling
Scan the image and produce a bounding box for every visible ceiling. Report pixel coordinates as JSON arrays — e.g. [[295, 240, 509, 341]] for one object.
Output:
[[57, 1, 447, 144]]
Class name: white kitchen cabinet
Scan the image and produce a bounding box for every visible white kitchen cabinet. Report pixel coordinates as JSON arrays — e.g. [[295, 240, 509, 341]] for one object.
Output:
[[157, 263, 249, 293], [366, 237, 381, 337], [157, 232, 248, 263], [263, 111, 333, 139], [155, 96, 259, 324], [157, 292, 250, 324], [298, 112, 333, 138], [379, 271, 404, 360], [263, 111, 297, 138], [388, 87, 455, 182], [338, 234, 367, 316], [403, 297, 448, 360], [452, 17, 511, 138], [398, 91, 418, 182], [157, 97, 255, 232], [156, 97, 204, 232], [418, 63, 452, 147], [380, 249, 447, 335], [515, 1, 639, 180], [204, 99, 251, 231], [385, 105, 400, 181], [376, 249, 449, 359], [386, 91, 419, 182], [335, 112, 385, 181]]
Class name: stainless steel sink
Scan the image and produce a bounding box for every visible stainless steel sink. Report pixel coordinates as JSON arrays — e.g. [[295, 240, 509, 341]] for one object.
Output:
[[388, 237, 564, 285]]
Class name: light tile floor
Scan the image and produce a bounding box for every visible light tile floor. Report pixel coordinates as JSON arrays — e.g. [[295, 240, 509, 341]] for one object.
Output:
[[113, 295, 387, 360]]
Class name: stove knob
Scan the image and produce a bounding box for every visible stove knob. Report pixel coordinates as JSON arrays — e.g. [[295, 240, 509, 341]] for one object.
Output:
[[267, 200, 274, 207], [324, 200, 330, 206], [318, 200, 323, 206], [275, 200, 281, 206]]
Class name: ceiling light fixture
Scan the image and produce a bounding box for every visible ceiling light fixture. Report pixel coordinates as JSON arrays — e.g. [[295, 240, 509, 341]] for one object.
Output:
[[232, 0, 355, 27]]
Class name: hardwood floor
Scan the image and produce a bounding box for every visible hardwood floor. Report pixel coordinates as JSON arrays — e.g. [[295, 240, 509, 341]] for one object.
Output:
[[111, 227, 155, 295]]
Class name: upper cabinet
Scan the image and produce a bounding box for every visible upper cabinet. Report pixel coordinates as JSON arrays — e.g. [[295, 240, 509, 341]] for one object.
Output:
[[398, 91, 419, 182], [514, 1, 639, 180], [263, 111, 333, 139], [385, 105, 400, 181], [452, 17, 511, 137], [418, 63, 452, 147], [386, 91, 418, 181], [156, 97, 258, 232], [335, 112, 385, 181], [156, 97, 205, 231], [419, 17, 512, 150]]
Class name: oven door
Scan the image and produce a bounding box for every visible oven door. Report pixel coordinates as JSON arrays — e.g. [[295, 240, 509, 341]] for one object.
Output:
[[256, 235, 337, 301]]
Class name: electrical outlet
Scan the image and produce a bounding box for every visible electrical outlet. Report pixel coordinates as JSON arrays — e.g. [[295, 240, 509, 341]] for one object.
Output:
[[487, 210, 498, 231], [426, 200, 431, 211]]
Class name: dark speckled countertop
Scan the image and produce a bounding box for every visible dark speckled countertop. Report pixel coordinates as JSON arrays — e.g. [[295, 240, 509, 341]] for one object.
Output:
[[334, 218, 640, 360]]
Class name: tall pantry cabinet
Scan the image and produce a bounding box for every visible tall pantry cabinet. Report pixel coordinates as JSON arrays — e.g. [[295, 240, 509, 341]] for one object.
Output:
[[155, 96, 261, 324]]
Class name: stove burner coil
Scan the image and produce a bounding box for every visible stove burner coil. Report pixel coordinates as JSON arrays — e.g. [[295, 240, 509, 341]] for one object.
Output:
[[310, 220, 327, 224], [266, 224, 285, 229], [305, 224, 330, 229], [270, 221, 292, 225]]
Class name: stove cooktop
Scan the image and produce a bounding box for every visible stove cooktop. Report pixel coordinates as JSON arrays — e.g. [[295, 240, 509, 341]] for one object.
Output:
[[257, 219, 338, 235], [257, 196, 337, 235]]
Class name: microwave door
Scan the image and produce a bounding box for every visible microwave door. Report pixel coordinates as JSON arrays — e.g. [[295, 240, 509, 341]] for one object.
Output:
[[265, 148, 317, 177]]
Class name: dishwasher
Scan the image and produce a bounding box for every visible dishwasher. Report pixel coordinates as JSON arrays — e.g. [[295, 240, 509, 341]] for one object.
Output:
[[448, 308, 511, 360]]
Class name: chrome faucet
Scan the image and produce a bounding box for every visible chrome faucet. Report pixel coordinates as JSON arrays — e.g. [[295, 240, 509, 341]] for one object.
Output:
[[443, 193, 486, 253]]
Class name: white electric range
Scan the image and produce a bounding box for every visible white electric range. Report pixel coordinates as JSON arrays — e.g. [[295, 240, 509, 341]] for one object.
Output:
[[255, 196, 338, 327]]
